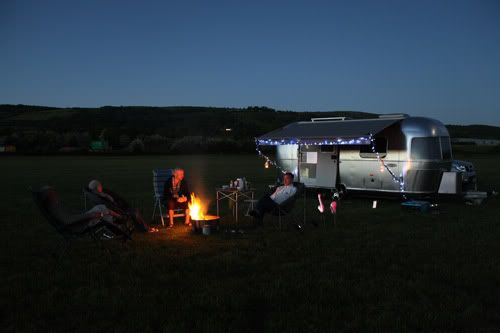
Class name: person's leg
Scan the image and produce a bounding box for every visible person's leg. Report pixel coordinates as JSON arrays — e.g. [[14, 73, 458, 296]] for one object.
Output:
[[250, 195, 277, 225], [175, 201, 190, 226], [255, 195, 277, 217], [132, 208, 148, 232], [168, 210, 174, 226], [167, 199, 176, 227]]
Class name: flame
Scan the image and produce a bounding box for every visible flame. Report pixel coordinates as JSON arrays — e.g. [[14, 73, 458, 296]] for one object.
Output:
[[188, 193, 205, 220]]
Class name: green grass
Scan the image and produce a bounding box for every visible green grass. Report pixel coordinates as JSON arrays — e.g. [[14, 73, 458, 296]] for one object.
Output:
[[2, 154, 500, 332]]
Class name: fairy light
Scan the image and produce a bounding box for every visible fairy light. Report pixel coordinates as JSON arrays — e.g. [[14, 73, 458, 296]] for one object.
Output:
[[368, 133, 406, 196], [255, 141, 286, 173], [256, 137, 371, 146], [255, 133, 406, 197]]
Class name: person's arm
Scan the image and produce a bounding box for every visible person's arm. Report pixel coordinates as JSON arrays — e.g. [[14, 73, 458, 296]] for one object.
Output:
[[269, 186, 283, 201], [283, 186, 297, 202], [107, 209, 121, 218], [100, 192, 115, 203], [180, 180, 190, 199], [271, 185, 297, 204]]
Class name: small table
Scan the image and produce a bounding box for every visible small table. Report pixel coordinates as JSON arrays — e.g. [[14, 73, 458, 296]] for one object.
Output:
[[216, 188, 255, 222]]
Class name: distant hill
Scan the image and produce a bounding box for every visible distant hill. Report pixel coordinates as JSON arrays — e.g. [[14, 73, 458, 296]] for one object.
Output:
[[446, 125, 500, 140], [1, 104, 498, 153], [1, 104, 499, 138], [0, 104, 377, 139]]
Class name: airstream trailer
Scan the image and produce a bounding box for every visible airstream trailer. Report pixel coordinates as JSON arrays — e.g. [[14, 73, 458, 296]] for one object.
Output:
[[256, 115, 460, 197]]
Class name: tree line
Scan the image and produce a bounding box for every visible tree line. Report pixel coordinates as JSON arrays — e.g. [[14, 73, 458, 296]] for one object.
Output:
[[0, 104, 498, 154]]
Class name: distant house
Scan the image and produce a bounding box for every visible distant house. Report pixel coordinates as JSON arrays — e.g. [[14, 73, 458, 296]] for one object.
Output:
[[0, 136, 15, 152], [89, 140, 110, 152], [58, 147, 84, 153], [451, 138, 500, 146], [0, 145, 16, 153]]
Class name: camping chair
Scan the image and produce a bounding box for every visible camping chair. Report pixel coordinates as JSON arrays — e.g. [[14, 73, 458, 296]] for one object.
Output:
[[32, 186, 132, 248], [270, 182, 306, 230], [83, 187, 144, 232], [152, 169, 185, 226]]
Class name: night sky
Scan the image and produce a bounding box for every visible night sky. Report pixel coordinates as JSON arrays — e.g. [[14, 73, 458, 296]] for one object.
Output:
[[2, 0, 499, 125]]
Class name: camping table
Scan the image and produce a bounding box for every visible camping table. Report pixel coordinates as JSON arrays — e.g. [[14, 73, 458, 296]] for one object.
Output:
[[216, 188, 255, 222]]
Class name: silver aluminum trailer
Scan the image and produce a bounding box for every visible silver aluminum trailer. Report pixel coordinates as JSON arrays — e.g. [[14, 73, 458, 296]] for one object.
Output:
[[256, 115, 457, 196]]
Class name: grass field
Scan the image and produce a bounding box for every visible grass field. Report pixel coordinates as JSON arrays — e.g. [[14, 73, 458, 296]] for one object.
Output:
[[2, 153, 500, 332]]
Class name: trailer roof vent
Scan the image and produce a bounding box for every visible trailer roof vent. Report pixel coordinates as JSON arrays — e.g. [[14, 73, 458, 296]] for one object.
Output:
[[378, 113, 409, 119], [311, 117, 351, 122]]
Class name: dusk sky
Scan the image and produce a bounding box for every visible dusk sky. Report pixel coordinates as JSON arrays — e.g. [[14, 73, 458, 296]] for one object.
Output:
[[2, 0, 499, 125]]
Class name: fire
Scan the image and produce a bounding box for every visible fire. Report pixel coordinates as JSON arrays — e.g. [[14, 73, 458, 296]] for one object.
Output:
[[188, 193, 205, 220]]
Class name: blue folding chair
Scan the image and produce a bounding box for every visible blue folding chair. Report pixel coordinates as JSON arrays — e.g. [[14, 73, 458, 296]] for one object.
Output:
[[152, 169, 186, 226]]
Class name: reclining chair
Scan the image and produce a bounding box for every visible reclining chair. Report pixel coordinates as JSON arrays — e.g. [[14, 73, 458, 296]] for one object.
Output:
[[33, 186, 132, 243], [83, 186, 146, 232], [270, 182, 306, 230], [83, 187, 130, 216]]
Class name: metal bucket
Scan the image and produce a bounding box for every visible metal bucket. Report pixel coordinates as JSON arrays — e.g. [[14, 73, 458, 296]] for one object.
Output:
[[191, 215, 220, 234], [202, 225, 211, 235]]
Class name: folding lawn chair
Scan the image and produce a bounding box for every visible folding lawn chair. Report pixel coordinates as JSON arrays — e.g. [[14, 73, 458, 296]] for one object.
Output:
[[270, 182, 306, 230], [152, 169, 185, 226], [83, 186, 148, 232], [32, 186, 132, 253]]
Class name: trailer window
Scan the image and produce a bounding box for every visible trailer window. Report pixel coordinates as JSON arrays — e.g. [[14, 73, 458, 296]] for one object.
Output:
[[411, 137, 441, 160], [440, 136, 452, 160], [359, 137, 387, 158]]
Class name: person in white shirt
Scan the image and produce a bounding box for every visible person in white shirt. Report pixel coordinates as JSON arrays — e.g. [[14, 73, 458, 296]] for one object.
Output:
[[249, 172, 297, 225]]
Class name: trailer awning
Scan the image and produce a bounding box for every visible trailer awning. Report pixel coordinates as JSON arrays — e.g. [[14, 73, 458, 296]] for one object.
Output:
[[256, 118, 401, 145]]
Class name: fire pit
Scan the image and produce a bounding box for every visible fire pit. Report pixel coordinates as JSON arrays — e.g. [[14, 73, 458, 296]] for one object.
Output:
[[191, 215, 220, 234], [189, 194, 219, 234]]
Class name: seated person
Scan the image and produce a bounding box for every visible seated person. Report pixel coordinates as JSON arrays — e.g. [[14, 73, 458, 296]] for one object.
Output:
[[85, 204, 120, 225], [88, 180, 115, 203], [249, 172, 297, 225], [163, 168, 191, 227], [88, 180, 156, 232]]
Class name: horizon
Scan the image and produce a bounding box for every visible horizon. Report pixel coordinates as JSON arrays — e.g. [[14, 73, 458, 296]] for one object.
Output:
[[3, 103, 499, 127], [2, 0, 500, 126]]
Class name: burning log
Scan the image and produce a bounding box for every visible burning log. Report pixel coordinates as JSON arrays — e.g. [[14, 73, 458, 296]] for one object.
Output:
[[189, 193, 219, 234]]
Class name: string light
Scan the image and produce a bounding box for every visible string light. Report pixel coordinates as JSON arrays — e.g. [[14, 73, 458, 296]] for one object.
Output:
[[255, 141, 286, 173], [255, 133, 407, 198], [256, 137, 371, 146], [368, 133, 406, 197]]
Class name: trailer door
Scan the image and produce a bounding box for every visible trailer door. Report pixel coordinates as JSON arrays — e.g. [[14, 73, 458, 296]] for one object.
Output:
[[317, 145, 338, 189]]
